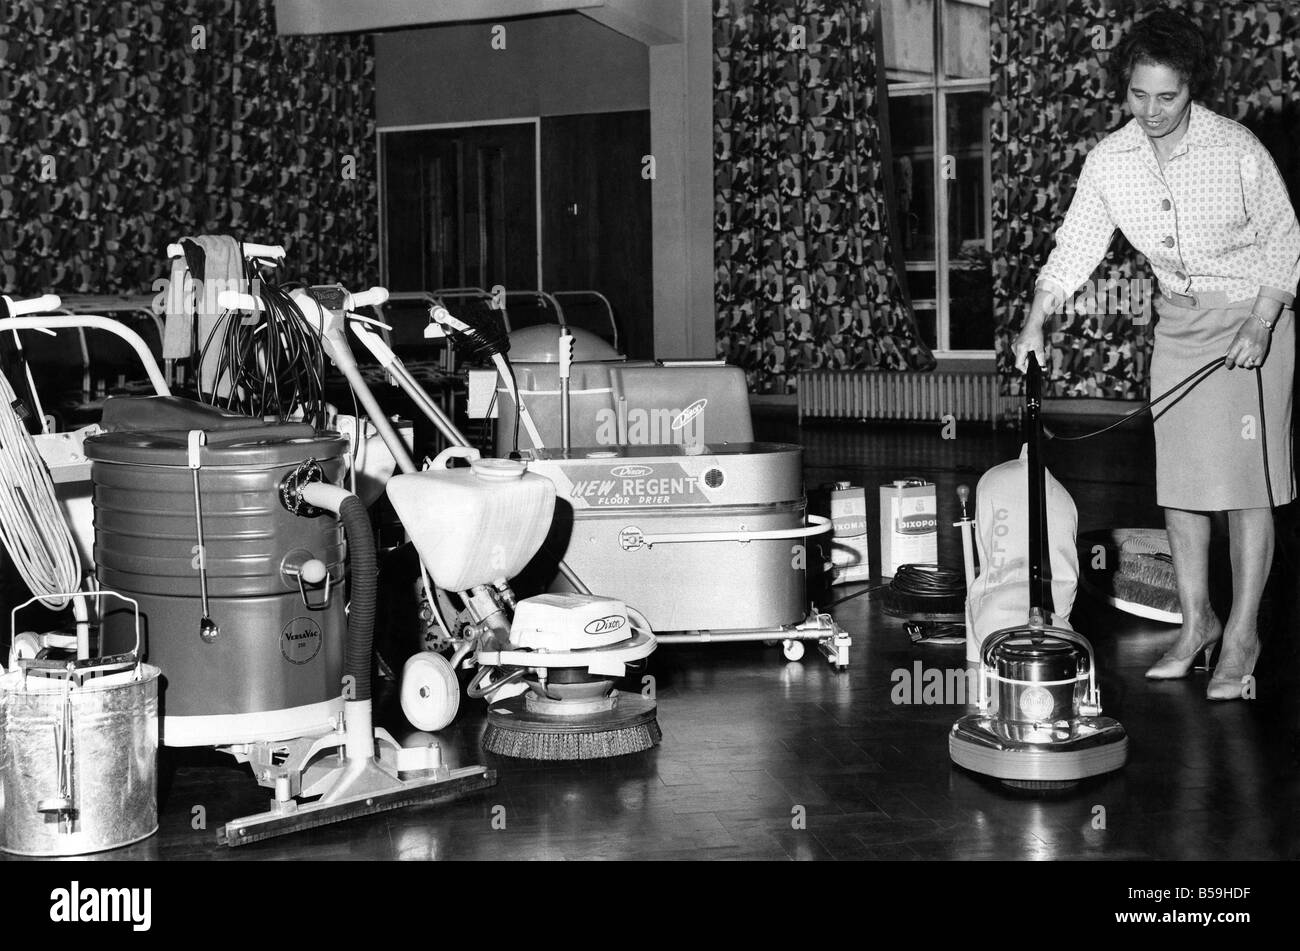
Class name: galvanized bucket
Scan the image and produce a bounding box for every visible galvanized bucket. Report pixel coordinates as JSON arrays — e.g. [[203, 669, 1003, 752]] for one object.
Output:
[[0, 592, 159, 856]]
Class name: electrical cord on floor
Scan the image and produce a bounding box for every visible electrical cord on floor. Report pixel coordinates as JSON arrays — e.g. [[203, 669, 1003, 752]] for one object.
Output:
[[825, 581, 891, 609], [889, 563, 966, 600], [825, 564, 967, 610]]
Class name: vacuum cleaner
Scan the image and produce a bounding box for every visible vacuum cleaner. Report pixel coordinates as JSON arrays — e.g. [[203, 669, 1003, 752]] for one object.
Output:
[[948, 354, 1128, 789], [217, 283, 662, 761], [8, 274, 496, 847]]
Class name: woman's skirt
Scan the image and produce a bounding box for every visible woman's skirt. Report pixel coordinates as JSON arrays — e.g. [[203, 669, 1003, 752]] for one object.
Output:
[[1150, 294, 1295, 510]]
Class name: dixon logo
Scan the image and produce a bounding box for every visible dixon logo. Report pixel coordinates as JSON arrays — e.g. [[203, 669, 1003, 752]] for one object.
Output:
[[671, 398, 708, 431], [611, 464, 653, 478], [584, 615, 626, 635]]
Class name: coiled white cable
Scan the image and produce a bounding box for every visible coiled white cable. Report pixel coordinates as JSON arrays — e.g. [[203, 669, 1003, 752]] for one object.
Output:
[[0, 369, 82, 609]]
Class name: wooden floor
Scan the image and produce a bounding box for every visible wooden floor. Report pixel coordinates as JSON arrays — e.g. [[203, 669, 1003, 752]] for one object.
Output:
[[13, 410, 1300, 861]]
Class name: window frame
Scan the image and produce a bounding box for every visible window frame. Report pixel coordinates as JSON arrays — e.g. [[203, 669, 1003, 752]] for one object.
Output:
[[885, 0, 993, 358]]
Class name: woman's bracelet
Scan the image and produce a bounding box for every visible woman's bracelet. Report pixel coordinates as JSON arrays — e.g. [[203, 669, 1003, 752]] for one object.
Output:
[[1251, 312, 1275, 331]]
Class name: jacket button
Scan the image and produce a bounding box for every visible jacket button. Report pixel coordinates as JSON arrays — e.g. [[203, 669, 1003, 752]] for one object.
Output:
[[1163, 235, 1176, 247], [1162, 199, 1172, 211], [1175, 270, 1187, 281]]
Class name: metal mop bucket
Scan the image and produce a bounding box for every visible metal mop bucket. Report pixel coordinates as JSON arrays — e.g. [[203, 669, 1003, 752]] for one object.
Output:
[[0, 592, 159, 856]]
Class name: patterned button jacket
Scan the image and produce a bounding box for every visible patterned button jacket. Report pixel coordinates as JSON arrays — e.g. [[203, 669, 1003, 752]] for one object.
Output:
[[1037, 102, 1300, 308]]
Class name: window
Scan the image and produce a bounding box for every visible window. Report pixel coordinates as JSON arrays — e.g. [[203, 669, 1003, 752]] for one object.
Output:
[[881, 0, 992, 355]]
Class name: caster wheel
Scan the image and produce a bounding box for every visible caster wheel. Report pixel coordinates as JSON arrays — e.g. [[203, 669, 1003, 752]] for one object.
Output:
[[782, 639, 805, 662], [400, 651, 461, 732]]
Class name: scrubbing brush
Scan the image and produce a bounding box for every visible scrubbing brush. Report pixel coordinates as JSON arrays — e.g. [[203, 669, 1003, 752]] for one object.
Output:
[[482, 693, 661, 760], [1078, 528, 1182, 623]]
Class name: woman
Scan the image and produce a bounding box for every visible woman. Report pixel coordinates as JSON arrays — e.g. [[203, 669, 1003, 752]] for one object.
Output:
[[1013, 9, 1300, 700]]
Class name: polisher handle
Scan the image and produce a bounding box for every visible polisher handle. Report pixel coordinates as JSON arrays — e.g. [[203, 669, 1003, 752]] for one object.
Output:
[[347, 287, 389, 310], [1, 294, 62, 316]]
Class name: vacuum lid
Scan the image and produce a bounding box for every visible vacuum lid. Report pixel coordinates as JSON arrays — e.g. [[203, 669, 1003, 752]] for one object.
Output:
[[85, 428, 347, 468]]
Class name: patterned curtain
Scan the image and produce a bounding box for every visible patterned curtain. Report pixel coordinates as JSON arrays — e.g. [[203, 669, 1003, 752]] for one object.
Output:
[[714, 0, 935, 396], [992, 0, 1300, 398], [0, 0, 376, 297]]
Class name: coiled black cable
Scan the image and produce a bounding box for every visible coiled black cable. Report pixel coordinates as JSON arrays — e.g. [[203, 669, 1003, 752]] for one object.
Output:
[[198, 278, 328, 429], [889, 563, 967, 600]]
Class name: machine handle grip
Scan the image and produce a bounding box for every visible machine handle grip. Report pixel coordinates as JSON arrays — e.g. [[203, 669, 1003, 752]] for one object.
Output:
[[167, 241, 285, 261], [347, 287, 389, 309], [217, 290, 261, 312], [559, 330, 574, 376], [1, 294, 62, 316]]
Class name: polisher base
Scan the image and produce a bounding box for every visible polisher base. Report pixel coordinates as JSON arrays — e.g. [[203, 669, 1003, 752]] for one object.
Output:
[[949, 715, 1128, 784]]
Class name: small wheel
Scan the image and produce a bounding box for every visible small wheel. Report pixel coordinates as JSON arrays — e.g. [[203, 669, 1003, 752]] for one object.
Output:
[[782, 639, 805, 662], [400, 652, 461, 732]]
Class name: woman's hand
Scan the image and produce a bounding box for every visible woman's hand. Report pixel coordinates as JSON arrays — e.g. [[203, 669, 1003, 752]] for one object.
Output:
[[1224, 318, 1272, 370], [1012, 324, 1047, 373]]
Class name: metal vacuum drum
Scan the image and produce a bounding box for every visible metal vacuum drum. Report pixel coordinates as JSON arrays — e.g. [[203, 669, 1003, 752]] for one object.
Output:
[[85, 427, 349, 747], [0, 663, 160, 855], [993, 636, 1086, 736], [524, 442, 814, 632]]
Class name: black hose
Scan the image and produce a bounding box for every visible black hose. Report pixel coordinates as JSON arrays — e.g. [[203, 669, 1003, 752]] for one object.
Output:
[[337, 493, 377, 702]]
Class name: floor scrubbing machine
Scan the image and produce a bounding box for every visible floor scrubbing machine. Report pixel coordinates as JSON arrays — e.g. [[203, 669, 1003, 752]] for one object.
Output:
[[387, 450, 661, 760], [949, 355, 1128, 789]]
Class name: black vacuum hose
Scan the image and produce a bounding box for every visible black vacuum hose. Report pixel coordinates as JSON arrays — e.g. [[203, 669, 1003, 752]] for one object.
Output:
[[337, 493, 377, 703]]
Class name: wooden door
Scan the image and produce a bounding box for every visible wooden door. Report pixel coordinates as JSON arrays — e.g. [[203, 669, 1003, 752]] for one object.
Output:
[[541, 111, 653, 359], [382, 122, 538, 295]]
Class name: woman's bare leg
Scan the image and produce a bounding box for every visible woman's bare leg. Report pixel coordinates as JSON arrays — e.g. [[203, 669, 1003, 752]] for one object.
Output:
[[1219, 507, 1272, 674], [1162, 507, 1221, 654]]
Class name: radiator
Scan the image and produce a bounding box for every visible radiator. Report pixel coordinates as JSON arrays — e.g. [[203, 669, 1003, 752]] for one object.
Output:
[[797, 370, 1018, 427]]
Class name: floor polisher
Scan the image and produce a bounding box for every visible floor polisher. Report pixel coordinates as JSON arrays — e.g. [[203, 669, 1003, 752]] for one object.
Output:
[[949, 354, 1128, 789], [386, 449, 660, 760]]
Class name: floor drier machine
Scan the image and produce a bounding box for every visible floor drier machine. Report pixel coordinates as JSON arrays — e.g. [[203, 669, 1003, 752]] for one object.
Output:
[[948, 355, 1128, 789]]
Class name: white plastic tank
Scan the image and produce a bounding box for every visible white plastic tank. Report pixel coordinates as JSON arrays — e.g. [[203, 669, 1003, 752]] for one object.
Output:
[[386, 458, 556, 592]]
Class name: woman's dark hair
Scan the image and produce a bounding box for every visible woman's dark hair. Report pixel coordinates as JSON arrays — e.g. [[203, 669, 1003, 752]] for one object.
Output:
[[1111, 8, 1216, 100]]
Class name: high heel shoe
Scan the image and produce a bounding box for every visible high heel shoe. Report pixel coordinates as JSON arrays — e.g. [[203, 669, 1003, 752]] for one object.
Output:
[[1144, 626, 1221, 680], [1206, 639, 1261, 701]]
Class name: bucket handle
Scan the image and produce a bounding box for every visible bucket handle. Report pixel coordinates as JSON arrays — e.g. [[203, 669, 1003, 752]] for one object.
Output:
[[10, 589, 143, 684], [628, 514, 832, 549]]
